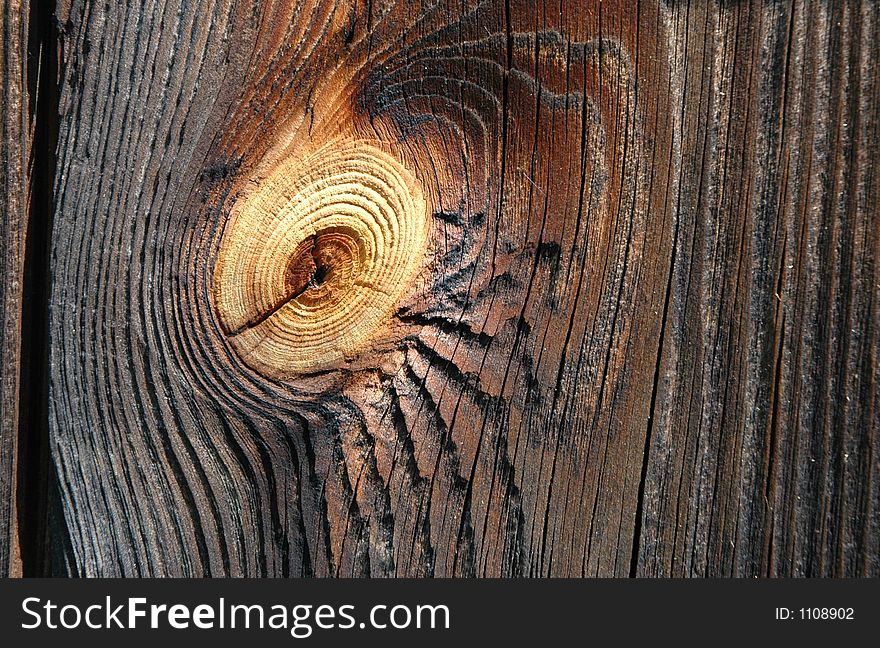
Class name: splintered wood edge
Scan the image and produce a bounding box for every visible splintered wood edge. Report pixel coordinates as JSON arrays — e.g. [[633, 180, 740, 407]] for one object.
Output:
[[212, 140, 429, 379]]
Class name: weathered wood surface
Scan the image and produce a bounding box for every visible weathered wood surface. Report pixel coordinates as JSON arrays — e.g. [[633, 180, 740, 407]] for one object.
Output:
[[5, 0, 879, 576], [0, 0, 28, 577]]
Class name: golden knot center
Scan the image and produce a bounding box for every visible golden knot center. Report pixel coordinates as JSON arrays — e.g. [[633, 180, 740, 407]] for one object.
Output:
[[212, 141, 429, 378]]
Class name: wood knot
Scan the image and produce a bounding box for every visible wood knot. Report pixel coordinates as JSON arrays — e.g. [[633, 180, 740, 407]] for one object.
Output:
[[283, 229, 362, 306], [212, 141, 429, 378]]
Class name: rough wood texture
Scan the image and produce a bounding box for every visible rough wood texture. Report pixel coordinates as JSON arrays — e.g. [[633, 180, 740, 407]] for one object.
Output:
[[28, 0, 880, 576], [639, 0, 880, 577], [0, 0, 28, 577]]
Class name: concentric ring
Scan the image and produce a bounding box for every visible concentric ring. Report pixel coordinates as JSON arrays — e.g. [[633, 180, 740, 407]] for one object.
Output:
[[212, 141, 429, 377]]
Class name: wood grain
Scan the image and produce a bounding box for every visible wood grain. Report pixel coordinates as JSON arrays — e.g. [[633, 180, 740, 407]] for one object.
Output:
[[0, 0, 28, 577], [213, 141, 431, 377], [638, 0, 880, 577], [18, 0, 880, 576]]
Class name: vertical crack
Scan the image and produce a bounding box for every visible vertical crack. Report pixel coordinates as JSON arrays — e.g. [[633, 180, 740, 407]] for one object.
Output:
[[17, 0, 60, 576]]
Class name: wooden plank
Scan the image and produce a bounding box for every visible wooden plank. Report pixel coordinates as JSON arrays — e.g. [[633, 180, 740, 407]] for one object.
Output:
[[0, 0, 28, 578], [637, 0, 880, 577], [43, 0, 877, 576]]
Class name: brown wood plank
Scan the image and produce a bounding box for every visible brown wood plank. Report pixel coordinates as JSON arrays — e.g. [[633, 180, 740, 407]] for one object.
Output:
[[637, 0, 880, 577], [40, 0, 879, 576]]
